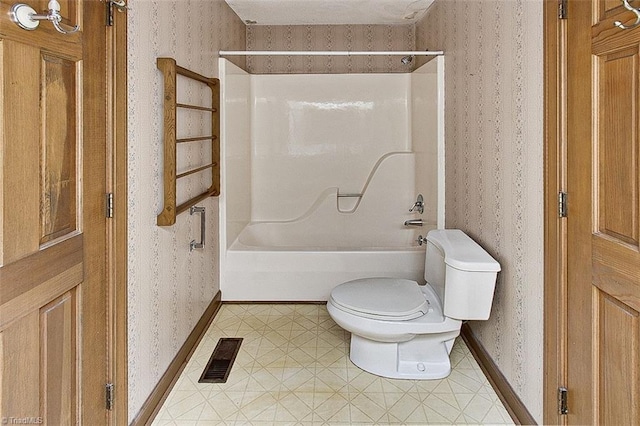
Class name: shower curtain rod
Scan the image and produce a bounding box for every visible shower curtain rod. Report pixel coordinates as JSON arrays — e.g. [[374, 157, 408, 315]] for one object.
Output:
[[219, 50, 444, 56]]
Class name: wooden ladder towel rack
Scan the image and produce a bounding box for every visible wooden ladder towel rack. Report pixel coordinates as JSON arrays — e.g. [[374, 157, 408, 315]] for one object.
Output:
[[156, 57, 220, 226]]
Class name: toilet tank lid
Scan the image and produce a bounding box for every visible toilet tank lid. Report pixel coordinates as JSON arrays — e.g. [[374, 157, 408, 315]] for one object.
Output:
[[426, 229, 501, 272]]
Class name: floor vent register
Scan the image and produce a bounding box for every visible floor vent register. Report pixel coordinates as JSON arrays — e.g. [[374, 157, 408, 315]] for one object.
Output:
[[198, 337, 243, 383]]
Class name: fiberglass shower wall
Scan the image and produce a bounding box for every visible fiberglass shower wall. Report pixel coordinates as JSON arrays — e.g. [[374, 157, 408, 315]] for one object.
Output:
[[413, 57, 444, 229], [220, 57, 444, 243], [250, 73, 411, 223], [219, 57, 444, 298]]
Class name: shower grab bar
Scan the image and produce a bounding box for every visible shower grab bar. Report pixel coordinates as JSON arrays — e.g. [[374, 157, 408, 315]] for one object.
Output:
[[190, 206, 205, 251], [337, 193, 362, 198]]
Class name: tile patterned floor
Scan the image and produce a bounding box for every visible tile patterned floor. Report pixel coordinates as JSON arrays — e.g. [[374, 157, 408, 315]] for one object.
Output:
[[153, 304, 515, 425]]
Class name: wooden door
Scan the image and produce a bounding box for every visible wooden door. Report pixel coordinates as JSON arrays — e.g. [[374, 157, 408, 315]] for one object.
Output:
[[0, 0, 111, 423], [566, 0, 640, 423]]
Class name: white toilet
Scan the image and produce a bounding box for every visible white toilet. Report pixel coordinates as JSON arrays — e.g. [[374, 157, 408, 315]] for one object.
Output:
[[326, 229, 500, 380]]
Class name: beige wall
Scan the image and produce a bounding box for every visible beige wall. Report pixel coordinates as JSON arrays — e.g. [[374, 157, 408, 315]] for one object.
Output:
[[416, 0, 544, 422], [246, 24, 415, 73], [126, 1, 543, 420], [126, 0, 245, 421]]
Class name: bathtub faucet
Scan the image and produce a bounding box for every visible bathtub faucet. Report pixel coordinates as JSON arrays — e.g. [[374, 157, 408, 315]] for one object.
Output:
[[404, 219, 423, 227]]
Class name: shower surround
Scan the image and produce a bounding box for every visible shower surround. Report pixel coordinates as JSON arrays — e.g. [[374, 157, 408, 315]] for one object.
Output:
[[219, 58, 443, 300]]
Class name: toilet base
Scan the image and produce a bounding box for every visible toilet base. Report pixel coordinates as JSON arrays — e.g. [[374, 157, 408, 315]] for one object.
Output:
[[349, 331, 459, 380]]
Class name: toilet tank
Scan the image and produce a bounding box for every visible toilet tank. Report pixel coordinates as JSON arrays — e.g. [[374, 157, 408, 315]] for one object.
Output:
[[424, 230, 501, 321]]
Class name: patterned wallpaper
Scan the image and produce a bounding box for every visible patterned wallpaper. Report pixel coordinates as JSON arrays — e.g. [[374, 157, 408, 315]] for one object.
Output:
[[246, 24, 415, 73], [416, 0, 544, 422], [126, 0, 245, 421], [125, 0, 543, 421]]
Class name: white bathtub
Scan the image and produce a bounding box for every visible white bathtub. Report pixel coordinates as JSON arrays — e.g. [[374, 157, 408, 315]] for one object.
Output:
[[220, 153, 434, 301], [221, 223, 428, 301]]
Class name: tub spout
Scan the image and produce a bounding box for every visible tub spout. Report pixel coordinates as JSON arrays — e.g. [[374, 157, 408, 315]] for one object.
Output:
[[404, 219, 423, 227]]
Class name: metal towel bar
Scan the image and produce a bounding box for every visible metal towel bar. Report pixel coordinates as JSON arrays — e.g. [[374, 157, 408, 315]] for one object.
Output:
[[190, 206, 205, 251]]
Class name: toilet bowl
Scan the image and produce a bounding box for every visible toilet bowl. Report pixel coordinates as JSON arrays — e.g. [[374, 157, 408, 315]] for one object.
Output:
[[326, 229, 500, 380]]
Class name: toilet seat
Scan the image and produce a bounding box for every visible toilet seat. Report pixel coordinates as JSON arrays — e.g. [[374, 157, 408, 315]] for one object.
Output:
[[329, 278, 429, 321]]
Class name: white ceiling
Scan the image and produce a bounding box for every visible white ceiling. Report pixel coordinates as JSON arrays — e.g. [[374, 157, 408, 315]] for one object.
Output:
[[225, 0, 435, 25]]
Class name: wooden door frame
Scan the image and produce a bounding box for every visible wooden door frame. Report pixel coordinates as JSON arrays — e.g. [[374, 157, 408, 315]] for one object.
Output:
[[108, 6, 128, 425], [544, 0, 567, 424]]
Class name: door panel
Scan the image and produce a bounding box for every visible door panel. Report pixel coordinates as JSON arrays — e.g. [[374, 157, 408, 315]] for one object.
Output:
[[41, 54, 78, 245], [0, 0, 109, 422], [0, 40, 41, 264], [597, 292, 639, 425], [567, 0, 640, 424], [597, 48, 638, 245], [0, 312, 39, 416], [41, 291, 78, 423]]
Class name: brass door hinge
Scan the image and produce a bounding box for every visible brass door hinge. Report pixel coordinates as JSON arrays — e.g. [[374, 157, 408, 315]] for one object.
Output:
[[559, 0, 567, 19], [106, 193, 114, 218], [559, 191, 567, 218], [106, 383, 114, 410], [558, 387, 568, 415]]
